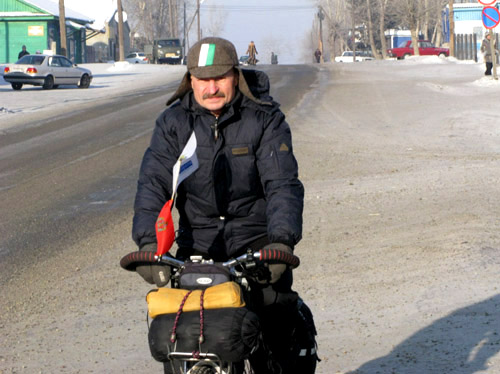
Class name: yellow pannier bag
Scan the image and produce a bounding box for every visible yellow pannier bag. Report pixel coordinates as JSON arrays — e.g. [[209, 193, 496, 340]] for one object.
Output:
[[146, 281, 245, 319]]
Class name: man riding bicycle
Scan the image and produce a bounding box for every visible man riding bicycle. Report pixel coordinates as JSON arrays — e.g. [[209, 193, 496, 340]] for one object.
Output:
[[132, 36, 317, 374]]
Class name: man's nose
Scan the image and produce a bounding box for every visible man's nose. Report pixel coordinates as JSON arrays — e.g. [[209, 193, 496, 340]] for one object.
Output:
[[207, 80, 219, 93]]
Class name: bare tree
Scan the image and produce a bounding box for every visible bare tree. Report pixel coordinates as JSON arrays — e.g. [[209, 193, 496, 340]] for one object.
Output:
[[377, 0, 390, 59], [389, 0, 449, 49], [123, 0, 183, 44], [318, 0, 350, 59], [202, 5, 227, 37], [366, 0, 381, 59], [396, 0, 422, 55]]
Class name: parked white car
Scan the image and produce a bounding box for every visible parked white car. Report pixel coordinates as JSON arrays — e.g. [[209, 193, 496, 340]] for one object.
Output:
[[125, 52, 149, 64], [334, 51, 374, 63], [3, 54, 92, 90]]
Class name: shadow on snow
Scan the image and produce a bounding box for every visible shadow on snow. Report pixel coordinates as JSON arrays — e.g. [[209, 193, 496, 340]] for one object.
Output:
[[348, 294, 500, 374]]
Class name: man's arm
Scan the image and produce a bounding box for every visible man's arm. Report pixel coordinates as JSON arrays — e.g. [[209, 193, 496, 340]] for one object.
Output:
[[132, 113, 179, 248], [256, 110, 304, 247]]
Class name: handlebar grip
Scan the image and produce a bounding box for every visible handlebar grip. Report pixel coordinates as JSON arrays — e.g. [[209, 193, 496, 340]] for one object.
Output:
[[120, 251, 157, 271], [258, 249, 300, 269]]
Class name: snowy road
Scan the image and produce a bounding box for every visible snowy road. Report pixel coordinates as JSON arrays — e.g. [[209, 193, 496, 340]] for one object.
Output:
[[1, 57, 499, 374]]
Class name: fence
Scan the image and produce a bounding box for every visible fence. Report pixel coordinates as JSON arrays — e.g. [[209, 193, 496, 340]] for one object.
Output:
[[455, 33, 500, 62], [454, 34, 478, 62]]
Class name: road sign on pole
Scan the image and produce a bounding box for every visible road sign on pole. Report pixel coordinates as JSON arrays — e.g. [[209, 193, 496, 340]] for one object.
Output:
[[478, 0, 497, 6], [479, 2, 499, 79], [482, 6, 500, 29]]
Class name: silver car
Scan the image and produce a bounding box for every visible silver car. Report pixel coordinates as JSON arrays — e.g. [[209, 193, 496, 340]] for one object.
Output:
[[3, 54, 92, 90], [125, 52, 149, 64]]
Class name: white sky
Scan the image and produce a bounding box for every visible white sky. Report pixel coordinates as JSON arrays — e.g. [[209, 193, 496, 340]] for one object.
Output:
[[188, 0, 317, 64], [62, 0, 117, 30]]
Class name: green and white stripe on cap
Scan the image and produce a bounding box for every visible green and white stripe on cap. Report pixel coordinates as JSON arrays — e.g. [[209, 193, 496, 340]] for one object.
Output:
[[198, 43, 216, 67]]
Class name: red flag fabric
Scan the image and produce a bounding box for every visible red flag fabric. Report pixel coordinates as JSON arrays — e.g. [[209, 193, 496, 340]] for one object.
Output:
[[155, 199, 175, 256]]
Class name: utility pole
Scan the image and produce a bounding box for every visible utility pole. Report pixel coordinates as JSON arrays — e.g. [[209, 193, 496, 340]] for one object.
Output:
[[197, 0, 201, 41], [351, 0, 356, 62], [58, 0, 67, 56], [184, 2, 187, 53], [169, 0, 174, 37], [317, 7, 324, 63], [490, 30, 498, 80], [449, 0, 455, 58], [117, 0, 125, 61]]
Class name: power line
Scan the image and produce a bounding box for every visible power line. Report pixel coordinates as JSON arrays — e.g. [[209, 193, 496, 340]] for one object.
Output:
[[186, 4, 315, 13]]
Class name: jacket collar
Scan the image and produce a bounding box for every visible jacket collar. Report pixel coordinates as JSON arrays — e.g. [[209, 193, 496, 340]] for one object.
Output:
[[182, 90, 243, 121]]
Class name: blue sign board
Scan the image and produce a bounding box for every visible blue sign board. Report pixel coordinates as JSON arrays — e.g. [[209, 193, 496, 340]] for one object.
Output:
[[482, 6, 500, 29]]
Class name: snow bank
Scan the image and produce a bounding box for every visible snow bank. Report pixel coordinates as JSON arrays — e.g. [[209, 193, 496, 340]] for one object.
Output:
[[0, 63, 187, 130]]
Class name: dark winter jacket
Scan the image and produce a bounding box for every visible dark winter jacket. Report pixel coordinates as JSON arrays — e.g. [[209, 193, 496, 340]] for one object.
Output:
[[132, 70, 304, 260], [18, 50, 29, 59]]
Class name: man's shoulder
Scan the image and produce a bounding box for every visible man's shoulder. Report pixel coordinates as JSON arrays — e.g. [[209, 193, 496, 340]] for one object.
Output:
[[241, 95, 280, 115], [157, 102, 192, 125]]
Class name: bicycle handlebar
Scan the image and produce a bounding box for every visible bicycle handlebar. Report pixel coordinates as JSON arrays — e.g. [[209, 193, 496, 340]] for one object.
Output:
[[119, 251, 184, 271], [120, 248, 300, 271]]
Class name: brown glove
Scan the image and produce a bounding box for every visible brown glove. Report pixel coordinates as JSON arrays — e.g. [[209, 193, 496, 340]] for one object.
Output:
[[135, 244, 171, 287]]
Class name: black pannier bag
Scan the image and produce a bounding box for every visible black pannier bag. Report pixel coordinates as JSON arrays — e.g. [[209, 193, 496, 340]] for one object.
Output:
[[290, 299, 319, 374], [257, 297, 319, 374], [148, 307, 261, 363]]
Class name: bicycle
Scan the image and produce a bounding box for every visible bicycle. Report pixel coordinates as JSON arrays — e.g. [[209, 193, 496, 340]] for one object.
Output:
[[120, 248, 301, 374]]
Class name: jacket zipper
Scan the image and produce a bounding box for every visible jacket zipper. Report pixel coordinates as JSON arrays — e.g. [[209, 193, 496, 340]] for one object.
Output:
[[211, 116, 219, 140]]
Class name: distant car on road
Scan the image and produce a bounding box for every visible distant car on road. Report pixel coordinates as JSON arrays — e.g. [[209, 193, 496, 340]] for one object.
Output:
[[334, 51, 374, 63], [3, 54, 92, 90], [154, 38, 183, 64], [387, 40, 449, 59], [239, 55, 249, 66], [125, 52, 149, 64]]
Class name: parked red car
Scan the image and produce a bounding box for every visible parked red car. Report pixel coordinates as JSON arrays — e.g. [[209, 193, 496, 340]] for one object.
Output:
[[387, 40, 449, 60]]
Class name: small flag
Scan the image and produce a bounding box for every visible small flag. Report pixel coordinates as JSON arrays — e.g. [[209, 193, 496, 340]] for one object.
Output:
[[155, 199, 175, 256], [155, 131, 198, 257], [172, 132, 199, 198]]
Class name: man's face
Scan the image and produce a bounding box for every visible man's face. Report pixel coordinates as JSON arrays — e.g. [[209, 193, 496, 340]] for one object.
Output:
[[190, 69, 238, 116]]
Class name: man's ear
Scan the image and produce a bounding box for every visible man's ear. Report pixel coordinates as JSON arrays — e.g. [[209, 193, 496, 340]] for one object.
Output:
[[189, 73, 194, 89], [234, 69, 239, 87]]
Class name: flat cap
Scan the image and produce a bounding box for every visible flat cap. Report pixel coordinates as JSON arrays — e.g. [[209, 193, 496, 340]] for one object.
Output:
[[187, 37, 239, 78]]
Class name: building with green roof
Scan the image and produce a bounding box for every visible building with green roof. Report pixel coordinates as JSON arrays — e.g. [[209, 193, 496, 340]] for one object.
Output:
[[0, 0, 95, 63]]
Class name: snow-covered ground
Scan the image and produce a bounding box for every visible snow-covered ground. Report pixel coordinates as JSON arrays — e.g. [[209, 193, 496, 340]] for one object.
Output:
[[0, 62, 186, 130], [1, 57, 499, 124]]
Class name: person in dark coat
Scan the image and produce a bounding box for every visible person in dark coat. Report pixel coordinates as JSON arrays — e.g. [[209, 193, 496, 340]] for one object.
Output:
[[314, 48, 321, 63], [132, 37, 317, 373], [18, 45, 29, 59], [271, 51, 278, 64]]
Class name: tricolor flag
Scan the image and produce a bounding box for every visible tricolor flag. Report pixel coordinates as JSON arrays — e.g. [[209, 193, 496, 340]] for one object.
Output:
[[198, 43, 216, 67], [155, 132, 199, 256]]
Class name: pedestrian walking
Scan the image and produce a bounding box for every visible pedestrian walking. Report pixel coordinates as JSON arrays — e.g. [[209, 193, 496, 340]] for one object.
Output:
[[314, 48, 321, 63]]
